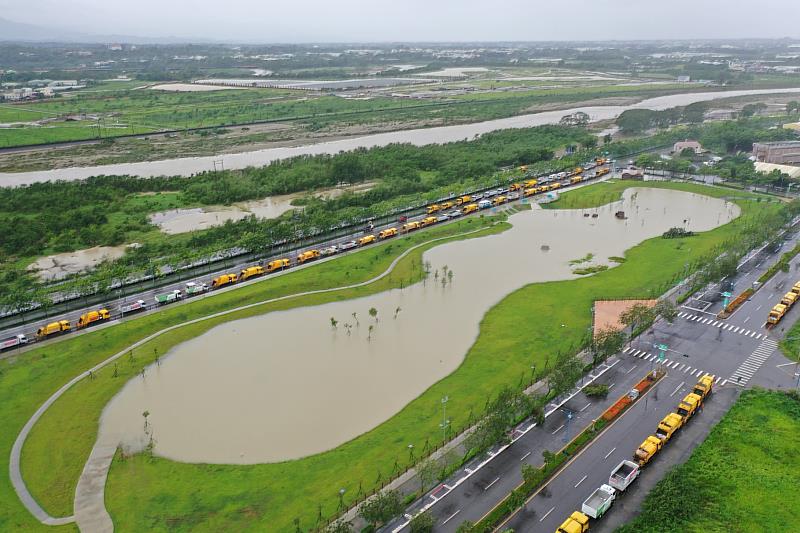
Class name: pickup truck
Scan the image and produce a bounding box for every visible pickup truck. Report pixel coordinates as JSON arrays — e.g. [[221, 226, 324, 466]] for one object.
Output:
[[556, 511, 589, 533], [634, 435, 664, 466], [581, 484, 615, 519], [655, 412, 683, 442], [608, 460, 639, 491]]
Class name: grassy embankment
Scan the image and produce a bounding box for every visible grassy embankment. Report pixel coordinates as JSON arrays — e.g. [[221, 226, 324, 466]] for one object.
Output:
[[12, 182, 779, 531], [617, 389, 800, 532], [3, 216, 501, 531]]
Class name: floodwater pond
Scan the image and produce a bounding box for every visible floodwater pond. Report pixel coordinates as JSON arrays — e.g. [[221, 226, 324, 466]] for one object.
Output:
[[98, 188, 739, 464], [149, 182, 375, 234]]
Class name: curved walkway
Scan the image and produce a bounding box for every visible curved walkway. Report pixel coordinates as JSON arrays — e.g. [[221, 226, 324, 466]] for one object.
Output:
[[10, 224, 496, 530]]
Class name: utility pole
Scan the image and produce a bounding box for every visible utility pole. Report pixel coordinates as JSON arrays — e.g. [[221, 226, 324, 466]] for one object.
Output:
[[439, 395, 450, 442]]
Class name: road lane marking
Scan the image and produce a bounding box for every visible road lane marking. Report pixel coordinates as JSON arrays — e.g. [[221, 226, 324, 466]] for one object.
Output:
[[540, 506, 555, 522], [749, 331, 757, 337], [574, 475, 588, 488], [608, 382, 616, 389], [670, 382, 685, 397], [743, 316, 750, 324], [485, 477, 500, 491], [756, 305, 762, 311], [552, 424, 565, 434], [604, 447, 616, 460], [625, 365, 637, 374], [442, 509, 461, 525], [520, 451, 532, 462], [580, 403, 591, 412]]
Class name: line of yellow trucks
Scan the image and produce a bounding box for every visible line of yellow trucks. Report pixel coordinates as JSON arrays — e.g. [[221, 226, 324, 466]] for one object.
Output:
[[557, 373, 714, 533], [32, 159, 612, 341], [766, 280, 800, 327]]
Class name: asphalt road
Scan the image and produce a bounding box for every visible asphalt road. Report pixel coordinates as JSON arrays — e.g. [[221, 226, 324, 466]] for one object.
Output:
[[386, 224, 800, 532]]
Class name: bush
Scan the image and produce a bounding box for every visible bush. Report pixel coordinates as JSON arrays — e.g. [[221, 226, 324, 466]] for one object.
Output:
[[583, 384, 610, 398]]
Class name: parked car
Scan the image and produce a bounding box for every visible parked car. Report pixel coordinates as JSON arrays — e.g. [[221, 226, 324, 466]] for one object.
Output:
[[448, 210, 463, 218], [338, 240, 358, 251], [437, 214, 450, 222]]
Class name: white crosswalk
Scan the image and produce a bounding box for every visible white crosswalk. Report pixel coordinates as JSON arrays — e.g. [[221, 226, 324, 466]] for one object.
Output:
[[676, 311, 763, 339], [729, 338, 778, 386], [621, 346, 728, 386]]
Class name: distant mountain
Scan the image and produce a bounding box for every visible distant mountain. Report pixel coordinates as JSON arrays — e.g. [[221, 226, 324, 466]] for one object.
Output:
[[0, 17, 212, 44]]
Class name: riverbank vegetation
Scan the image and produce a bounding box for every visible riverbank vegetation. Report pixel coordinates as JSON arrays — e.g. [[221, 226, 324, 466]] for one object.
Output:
[[6, 181, 791, 532], [617, 390, 800, 533]]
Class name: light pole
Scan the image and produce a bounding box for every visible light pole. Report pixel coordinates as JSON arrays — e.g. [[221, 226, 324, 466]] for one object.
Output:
[[407, 443, 414, 463], [562, 410, 573, 443], [338, 488, 346, 511], [440, 396, 450, 442], [530, 363, 537, 387]]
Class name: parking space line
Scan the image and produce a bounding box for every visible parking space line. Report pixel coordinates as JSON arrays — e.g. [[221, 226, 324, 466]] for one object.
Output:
[[604, 447, 616, 460]]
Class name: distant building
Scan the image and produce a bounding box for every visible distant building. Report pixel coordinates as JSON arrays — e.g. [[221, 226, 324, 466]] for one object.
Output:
[[704, 109, 736, 121], [676, 75, 691, 83], [673, 140, 704, 154], [783, 122, 800, 132], [108, 43, 123, 51], [753, 141, 800, 164], [754, 162, 800, 179]]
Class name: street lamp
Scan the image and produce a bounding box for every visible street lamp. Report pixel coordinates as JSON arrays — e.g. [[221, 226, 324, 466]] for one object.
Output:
[[407, 444, 414, 462], [440, 396, 450, 442], [338, 488, 346, 510]]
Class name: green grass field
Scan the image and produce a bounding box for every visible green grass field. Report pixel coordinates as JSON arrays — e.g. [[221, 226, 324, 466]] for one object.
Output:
[[617, 389, 800, 533], [3, 181, 780, 532]]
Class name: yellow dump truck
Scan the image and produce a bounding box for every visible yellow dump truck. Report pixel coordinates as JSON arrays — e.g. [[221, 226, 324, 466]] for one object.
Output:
[[358, 235, 376, 246], [524, 178, 538, 188], [634, 435, 664, 466], [37, 320, 70, 338], [426, 204, 440, 214], [572, 166, 584, 175], [421, 216, 438, 227], [571, 175, 583, 184], [509, 183, 523, 191], [492, 195, 507, 206], [379, 227, 398, 239], [523, 187, 537, 198], [693, 374, 714, 399], [596, 167, 610, 177], [655, 412, 684, 442], [791, 281, 800, 295], [297, 250, 321, 264], [240, 265, 265, 281], [402, 221, 422, 232], [440, 201, 455, 210], [556, 511, 589, 533], [455, 195, 472, 206], [768, 303, 788, 325], [211, 273, 238, 288], [266, 258, 290, 273], [551, 182, 562, 190], [77, 309, 110, 329], [461, 203, 479, 215], [595, 157, 608, 164], [676, 393, 703, 421], [782, 291, 798, 307]]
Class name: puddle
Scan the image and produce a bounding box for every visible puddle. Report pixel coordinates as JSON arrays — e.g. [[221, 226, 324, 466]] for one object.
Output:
[[27, 245, 129, 281], [99, 188, 739, 464], [149, 182, 375, 234]]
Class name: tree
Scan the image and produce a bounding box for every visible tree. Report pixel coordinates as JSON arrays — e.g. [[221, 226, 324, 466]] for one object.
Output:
[[592, 327, 627, 364], [456, 521, 476, 533], [360, 490, 403, 527], [652, 299, 678, 324], [620, 303, 655, 335], [417, 457, 438, 492], [546, 352, 584, 396], [409, 510, 435, 533], [787, 101, 800, 114], [326, 520, 353, 533], [603, 133, 613, 145], [368, 307, 378, 321]]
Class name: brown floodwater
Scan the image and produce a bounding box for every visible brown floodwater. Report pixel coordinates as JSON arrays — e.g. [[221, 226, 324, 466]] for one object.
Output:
[[98, 188, 738, 464]]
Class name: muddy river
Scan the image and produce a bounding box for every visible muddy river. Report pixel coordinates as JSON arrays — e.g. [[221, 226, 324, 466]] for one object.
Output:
[[97, 188, 738, 464], [3, 87, 800, 185]]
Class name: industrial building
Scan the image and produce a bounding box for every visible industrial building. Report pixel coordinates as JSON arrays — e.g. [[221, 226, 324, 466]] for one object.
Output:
[[753, 141, 800, 165]]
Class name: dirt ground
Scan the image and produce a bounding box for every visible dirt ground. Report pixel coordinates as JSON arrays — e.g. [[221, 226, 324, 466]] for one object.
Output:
[[593, 299, 656, 336]]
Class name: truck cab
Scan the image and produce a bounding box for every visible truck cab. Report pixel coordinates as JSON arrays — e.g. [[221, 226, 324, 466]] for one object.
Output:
[[492, 195, 507, 206], [556, 511, 589, 533], [266, 258, 291, 273], [655, 412, 684, 442], [461, 203, 479, 215], [676, 393, 703, 421], [781, 291, 798, 307], [634, 436, 663, 465], [426, 204, 440, 214], [693, 374, 714, 399], [768, 304, 787, 324]]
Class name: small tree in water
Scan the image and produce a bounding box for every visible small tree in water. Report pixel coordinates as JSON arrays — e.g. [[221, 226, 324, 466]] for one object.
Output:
[[368, 324, 374, 341], [330, 317, 338, 329], [394, 306, 402, 319], [369, 307, 378, 322]]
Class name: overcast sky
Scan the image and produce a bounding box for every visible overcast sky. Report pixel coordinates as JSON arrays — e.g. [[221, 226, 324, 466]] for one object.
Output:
[[2, 0, 799, 43]]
